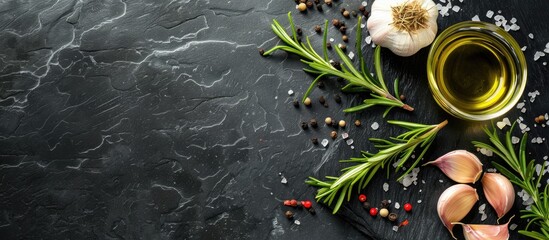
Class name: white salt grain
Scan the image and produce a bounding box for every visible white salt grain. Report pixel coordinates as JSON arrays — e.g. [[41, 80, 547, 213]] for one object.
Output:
[[371, 122, 379, 130], [342, 132, 349, 139], [503, 117, 511, 126], [346, 139, 354, 145], [529, 33, 534, 39], [417, 200, 422, 203], [510, 223, 518, 230], [321, 139, 329, 147], [383, 182, 389, 192], [487, 168, 497, 173], [486, 10, 494, 18], [365, 36, 372, 44], [496, 121, 507, 129], [479, 203, 486, 211], [348, 51, 355, 60], [517, 102, 525, 109], [472, 15, 480, 21], [395, 202, 400, 209], [521, 46, 527, 51], [510, 24, 520, 31], [510, 17, 517, 23], [288, 89, 294, 96], [281, 176, 288, 184], [362, 1, 367, 6], [439, 179, 443, 183], [481, 213, 488, 221], [294, 220, 301, 225], [393, 226, 399, 232], [512, 136, 520, 144], [534, 51, 545, 61], [330, 38, 335, 42], [452, 5, 460, 12]]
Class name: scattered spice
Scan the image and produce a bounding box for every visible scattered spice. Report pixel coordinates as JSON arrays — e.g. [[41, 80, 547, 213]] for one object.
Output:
[[359, 5, 366, 12], [309, 118, 318, 128], [330, 130, 338, 139], [259, 48, 265, 56], [304, 97, 312, 106], [379, 208, 389, 217], [354, 120, 361, 127], [290, 199, 298, 207], [316, 4, 323, 11], [297, 3, 307, 12], [300, 121, 308, 130], [388, 213, 398, 222], [301, 200, 313, 209], [399, 219, 409, 227], [380, 199, 390, 208], [369, 207, 378, 216], [319, 96, 326, 104], [306, 1, 313, 8], [339, 26, 347, 34], [324, 0, 332, 6], [340, 8, 346, 14], [296, 27, 303, 36], [311, 138, 318, 144], [400, 94, 406, 101], [326, 42, 332, 49], [285, 210, 295, 219], [284, 200, 292, 206], [342, 35, 348, 42], [358, 194, 367, 202], [314, 25, 322, 33], [325, 117, 333, 125], [292, 99, 300, 107], [332, 18, 340, 27], [338, 120, 346, 128], [404, 203, 412, 212], [334, 94, 341, 103], [343, 10, 350, 18]]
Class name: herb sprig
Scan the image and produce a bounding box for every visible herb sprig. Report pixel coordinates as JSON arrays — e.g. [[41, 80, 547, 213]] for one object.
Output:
[[473, 124, 549, 240], [264, 12, 413, 115], [306, 119, 447, 213]]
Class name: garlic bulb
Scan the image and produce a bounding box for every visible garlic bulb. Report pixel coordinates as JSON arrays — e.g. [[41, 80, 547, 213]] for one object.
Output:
[[423, 150, 483, 184], [482, 173, 515, 221], [367, 0, 438, 56], [437, 184, 479, 239]]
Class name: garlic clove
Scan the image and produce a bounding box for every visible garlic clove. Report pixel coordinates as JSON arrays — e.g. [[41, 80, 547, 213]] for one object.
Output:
[[437, 184, 479, 239], [423, 150, 483, 184], [452, 216, 513, 240], [482, 173, 515, 221]]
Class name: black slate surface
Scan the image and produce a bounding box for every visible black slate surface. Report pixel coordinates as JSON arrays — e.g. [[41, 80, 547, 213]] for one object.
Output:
[[1, 0, 548, 239]]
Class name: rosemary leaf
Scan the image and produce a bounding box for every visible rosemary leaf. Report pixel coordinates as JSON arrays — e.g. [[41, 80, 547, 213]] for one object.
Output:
[[307, 119, 448, 214]]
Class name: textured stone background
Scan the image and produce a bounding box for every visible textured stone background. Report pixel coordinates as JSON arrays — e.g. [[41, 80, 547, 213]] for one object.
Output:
[[0, 0, 548, 239]]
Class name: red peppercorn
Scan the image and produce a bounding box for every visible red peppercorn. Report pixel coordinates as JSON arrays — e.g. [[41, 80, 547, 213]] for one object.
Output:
[[404, 203, 412, 212], [399, 219, 410, 227], [301, 200, 313, 209], [358, 194, 367, 203], [369, 207, 378, 216], [284, 200, 292, 206], [290, 199, 298, 207]]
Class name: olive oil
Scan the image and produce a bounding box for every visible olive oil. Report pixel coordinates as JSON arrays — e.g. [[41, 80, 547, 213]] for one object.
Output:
[[427, 22, 527, 120]]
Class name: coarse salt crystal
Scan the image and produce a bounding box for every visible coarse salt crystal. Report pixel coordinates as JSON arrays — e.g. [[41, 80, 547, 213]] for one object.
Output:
[[393, 226, 399, 232], [544, 156, 548, 160], [534, 51, 545, 61], [510, 224, 518, 230], [496, 121, 507, 129], [479, 203, 486, 211], [504, 25, 511, 32], [503, 117, 511, 126], [288, 89, 294, 96], [519, 122, 528, 130], [361, 23, 366, 28], [439, 179, 443, 183], [544, 62, 548, 66], [529, 33, 534, 39], [510, 24, 520, 31], [330, 38, 335, 42], [486, 10, 494, 18], [294, 220, 301, 225], [521, 108, 527, 113], [346, 139, 354, 145], [321, 139, 329, 147], [516, 102, 525, 109], [362, 1, 367, 6], [383, 182, 389, 192], [365, 36, 372, 44], [512, 136, 520, 144], [510, 17, 517, 23], [417, 200, 422, 203], [472, 15, 480, 21], [348, 51, 355, 60], [395, 202, 400, 209], [521, 46, 527, 51], [481, 213, 488, 221], [281, 176, 288, 184], [487, 168, 497, 173], [452, 6, 460, 12], [371, 122, 379, 130], [342, 132, 349, 139]]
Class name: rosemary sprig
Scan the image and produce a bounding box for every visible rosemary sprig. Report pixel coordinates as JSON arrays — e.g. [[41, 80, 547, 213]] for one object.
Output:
[[264, 12, 413, 115], [306, 119, 447, 213], [473, 124, 549, 240]]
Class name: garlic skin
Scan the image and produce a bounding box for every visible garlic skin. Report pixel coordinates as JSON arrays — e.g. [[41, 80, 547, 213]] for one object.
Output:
[[452, 217, 513, 240], [482, 173, 515, 221], [367, 0, 438, 57], [423, 150, 483, 184], [437, 184, 479, 239]]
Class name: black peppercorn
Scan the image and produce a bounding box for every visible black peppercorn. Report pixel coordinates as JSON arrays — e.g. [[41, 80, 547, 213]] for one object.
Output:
[[292, 99, 299, 107], [352, 11, 357, 17], [316, 4, 323, 11], [388, 213, 398, 222], [297, 27, 303, 36], [311, 138, 319, 144], [334, 94, 341, 103], [314, 25, 322, 33], [300, 121, 308, 130], [285, 210, 295, 219], [310, 118, 318, 128], [319, 96, 326, 104], [363, 201, 371, 209], [259, 48, 265, 56], [331, 60, 341, 69], [326, 42, 332, 49], [380, 199, 390, 208], [339, 26, 347, 34]]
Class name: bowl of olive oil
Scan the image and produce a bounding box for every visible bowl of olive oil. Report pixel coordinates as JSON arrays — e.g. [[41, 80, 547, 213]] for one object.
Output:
[[427, 21, 527, 121]]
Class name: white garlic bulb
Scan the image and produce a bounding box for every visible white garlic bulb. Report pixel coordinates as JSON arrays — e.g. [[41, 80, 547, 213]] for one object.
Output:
[[367, 0, 438, 56]]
